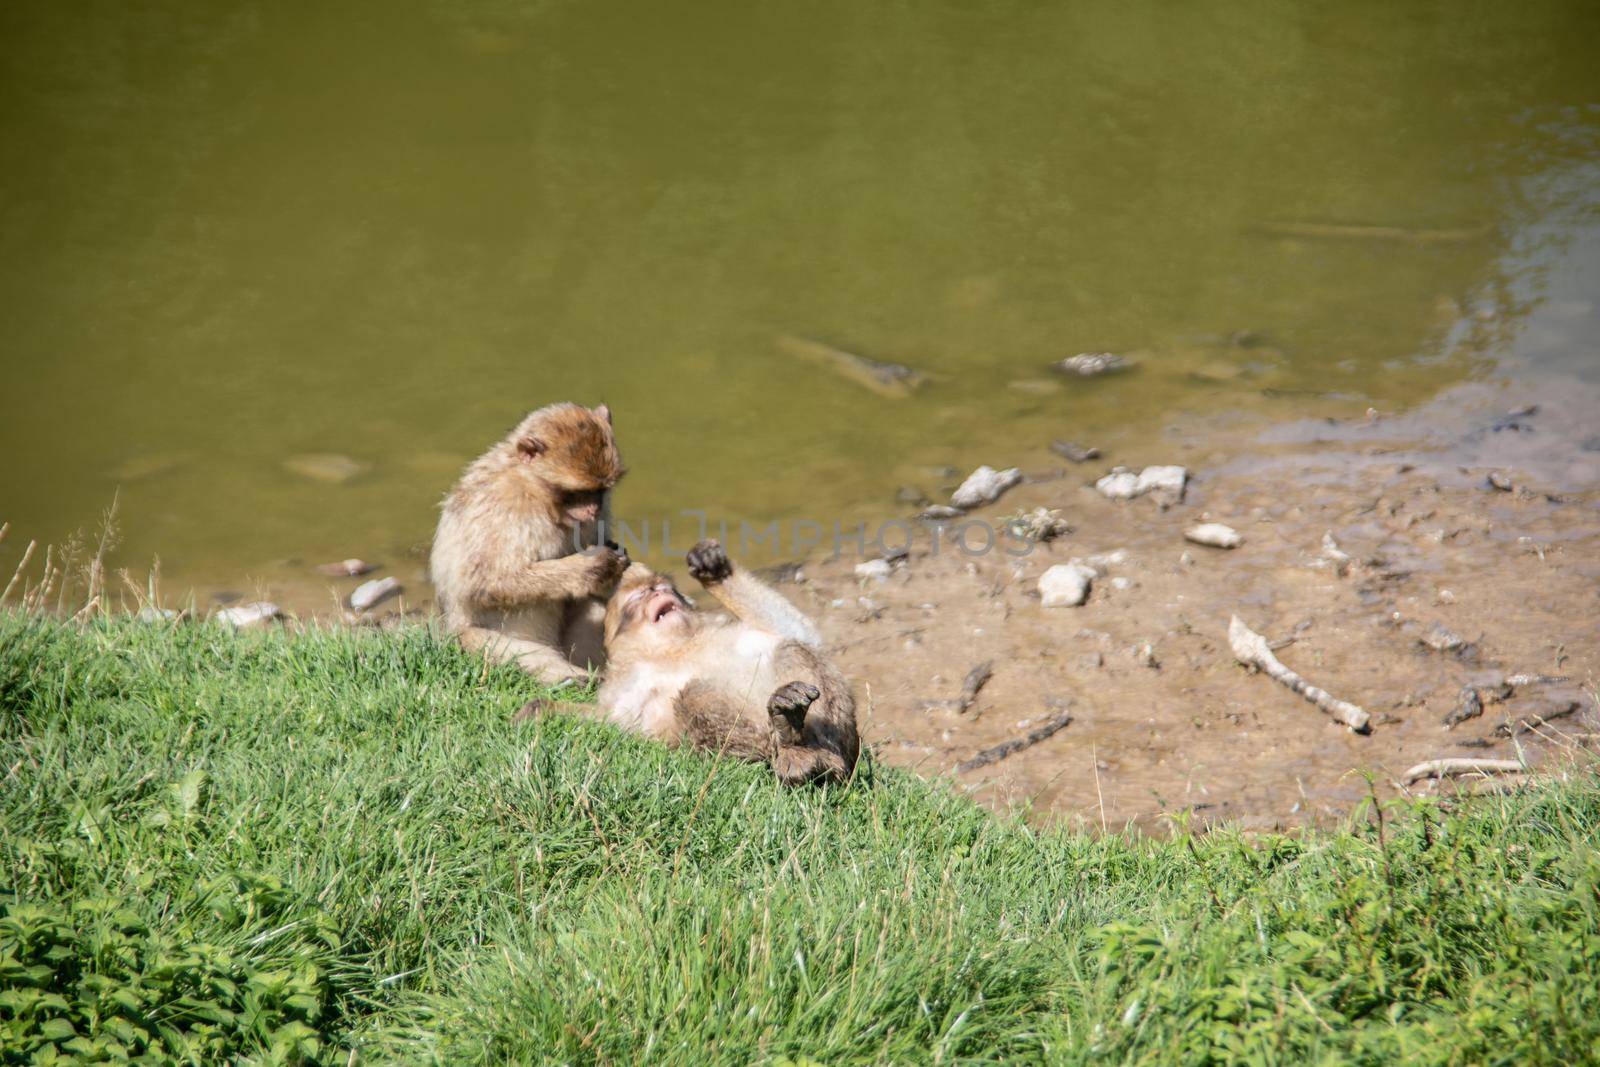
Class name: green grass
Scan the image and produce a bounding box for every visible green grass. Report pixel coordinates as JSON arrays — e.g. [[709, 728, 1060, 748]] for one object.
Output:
[[2, 612, 1597, 1065]]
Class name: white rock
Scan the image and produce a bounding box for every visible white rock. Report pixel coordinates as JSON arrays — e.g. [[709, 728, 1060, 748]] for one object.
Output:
[[951, 465, 1022, 509], [350, 576, 402, 611], [1094, 468, 1142, 499], [1136, 465, 1188, 498], [1185, 523, 1242, 549], [1039, 563, 1095, 607], [1110, 576, 1133, 590], [1083, 548, 1130, 569], [854, 559, 892, 581], [215, 602, 281, 628], [1095, 465, 1188, 502]]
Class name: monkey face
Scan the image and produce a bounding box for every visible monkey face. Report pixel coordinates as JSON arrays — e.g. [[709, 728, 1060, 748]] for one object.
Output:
[[605, 567, 694, 652], [561, 489, 605, 526], [622, 579, 690, 630]]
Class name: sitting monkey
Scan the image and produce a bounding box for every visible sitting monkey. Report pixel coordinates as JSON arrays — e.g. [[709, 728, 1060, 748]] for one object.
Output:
[[430, 402, 628, 685], [527, 540, 859, 785]]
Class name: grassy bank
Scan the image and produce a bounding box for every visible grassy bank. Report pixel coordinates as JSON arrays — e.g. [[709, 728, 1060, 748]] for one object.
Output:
[[2, 612, 1597, 1064]]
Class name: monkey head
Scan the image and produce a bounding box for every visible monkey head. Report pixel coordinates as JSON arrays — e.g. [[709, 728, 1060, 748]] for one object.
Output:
[[506, 402, 626, 526], [604, 562, 696, 654]]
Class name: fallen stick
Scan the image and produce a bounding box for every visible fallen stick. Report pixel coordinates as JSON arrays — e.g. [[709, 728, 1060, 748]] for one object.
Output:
[[1228, 615, 1371, 734], [958, 712, 1072, 772], [920, 660, 995, 714], [956, 660, 993, 713], [1495, 700, 1581, 738], [1403, 758, 1523, 785]]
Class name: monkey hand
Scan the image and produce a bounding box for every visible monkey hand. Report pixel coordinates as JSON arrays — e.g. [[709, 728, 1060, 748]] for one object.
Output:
[[767, 680, 820, 746], [687, 539, 733, 585], [578, 545, 629, 594]]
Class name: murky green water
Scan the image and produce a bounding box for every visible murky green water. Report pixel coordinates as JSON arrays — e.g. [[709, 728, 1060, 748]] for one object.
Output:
[[2, 0, 1598, 594]]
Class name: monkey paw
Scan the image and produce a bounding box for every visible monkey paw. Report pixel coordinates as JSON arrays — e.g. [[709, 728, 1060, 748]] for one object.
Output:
[[767, 681, 819, 746], [686, 539, 733, 584], [580, 545, 629, 591]]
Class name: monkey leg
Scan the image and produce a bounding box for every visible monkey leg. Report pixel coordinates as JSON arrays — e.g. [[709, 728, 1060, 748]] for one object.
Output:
[[455, 625, 589, 687], [767, 681, 820, 747], [769, 644, 860, 785], [673, 679, 779, 766], [561, 596, 609, 671]]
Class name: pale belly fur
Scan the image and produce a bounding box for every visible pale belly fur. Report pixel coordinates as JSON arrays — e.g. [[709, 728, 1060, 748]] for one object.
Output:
[[602, 625, 782, 740]]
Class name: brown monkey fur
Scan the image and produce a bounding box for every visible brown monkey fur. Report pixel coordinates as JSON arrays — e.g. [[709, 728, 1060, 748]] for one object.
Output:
[[430, 402, 628, 685], [525, 539, 858, 785]]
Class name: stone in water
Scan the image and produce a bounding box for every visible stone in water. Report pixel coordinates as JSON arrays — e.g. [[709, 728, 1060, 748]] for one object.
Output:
[[285, 453, 369, 484], [1050, 440, 1101, 463], [317, 558, 376, 577], [1053, 352, 1132, 377], [951, 466, 1022, 509], [350, 576, 402, 612]]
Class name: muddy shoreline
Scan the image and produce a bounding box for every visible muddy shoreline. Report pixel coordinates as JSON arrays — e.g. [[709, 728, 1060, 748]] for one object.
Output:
[[794, 376, 1600, 830], [75, 374, 1600, 831]]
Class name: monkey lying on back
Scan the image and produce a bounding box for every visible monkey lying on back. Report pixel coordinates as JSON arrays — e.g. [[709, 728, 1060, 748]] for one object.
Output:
[[526, 540, 859, 785], [431, 402, 628, 685]]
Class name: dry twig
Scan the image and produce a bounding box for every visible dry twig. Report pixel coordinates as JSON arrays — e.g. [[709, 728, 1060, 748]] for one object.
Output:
[[1229, 615, 1371, 734], [1402, 758, 1523, 785], [958, 712, 1072, 772]]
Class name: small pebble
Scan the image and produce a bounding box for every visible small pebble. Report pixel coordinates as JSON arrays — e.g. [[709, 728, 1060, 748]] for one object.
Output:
[[1486, 471, 1513, 492], [316, 558, 376, 577], [854, 559, 893, 582], [1053, 352, 1132, 377], [1420, 622, 1468, 654], [1184, 523, 1243, 549], [1050, 440, 1101, 463]]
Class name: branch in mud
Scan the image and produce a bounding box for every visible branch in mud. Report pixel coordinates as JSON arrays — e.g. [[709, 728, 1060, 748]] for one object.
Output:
[[923, 660, 995, 715], [958, 712, 1072, 772], [1402, 758, 1524, 785], [1228, 615, 1372, 734], [1495, 700, 1582, 738]]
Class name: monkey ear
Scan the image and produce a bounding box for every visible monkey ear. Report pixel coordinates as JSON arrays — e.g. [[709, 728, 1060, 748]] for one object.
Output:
[[594, 403, 613, 426], [516, 436, 545, 461]]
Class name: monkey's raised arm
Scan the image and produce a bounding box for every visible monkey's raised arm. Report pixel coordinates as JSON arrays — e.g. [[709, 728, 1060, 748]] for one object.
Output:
[[686, 540, 822, 648]]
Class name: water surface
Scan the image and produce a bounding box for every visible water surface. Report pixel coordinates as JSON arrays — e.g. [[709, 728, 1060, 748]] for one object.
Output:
[[2, 0, 1597, 591]]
